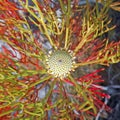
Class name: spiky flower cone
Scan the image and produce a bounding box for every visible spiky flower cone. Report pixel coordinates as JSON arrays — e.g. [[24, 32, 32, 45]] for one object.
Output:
[[0, 0, 120, 119]]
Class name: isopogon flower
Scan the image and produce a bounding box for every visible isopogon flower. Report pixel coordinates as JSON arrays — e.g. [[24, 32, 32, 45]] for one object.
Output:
[[0, 0, 120, 119]]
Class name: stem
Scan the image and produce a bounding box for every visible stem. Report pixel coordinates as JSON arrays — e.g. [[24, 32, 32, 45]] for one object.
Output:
[[0, 110, 13, 117], [68, 75, 97, 113], [29, 75, 51, 88], [24, 109, 43, 116], [59, 0, 66, 13], [64, 27, 69, 49], [42, 79, 56, 108], [64, 0, 71, 49], [19, 0, 55, 48], [75, 58, 105, 67]]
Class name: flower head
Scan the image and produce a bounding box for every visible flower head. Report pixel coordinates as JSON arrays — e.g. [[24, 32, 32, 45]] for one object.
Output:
[[46, 49, 75, 78]]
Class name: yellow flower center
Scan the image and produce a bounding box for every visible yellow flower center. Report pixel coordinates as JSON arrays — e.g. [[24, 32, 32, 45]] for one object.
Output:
[[46, 50, 74, 78]]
